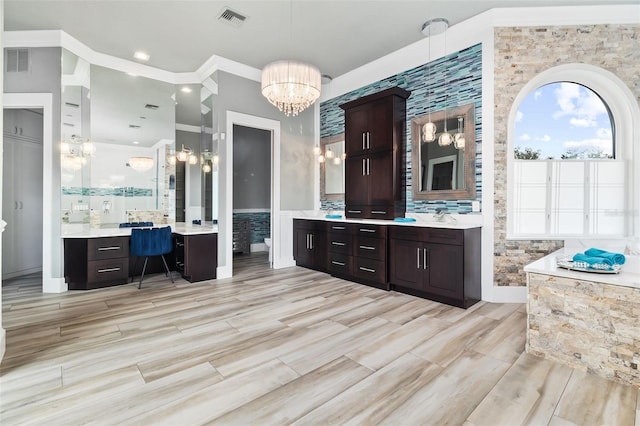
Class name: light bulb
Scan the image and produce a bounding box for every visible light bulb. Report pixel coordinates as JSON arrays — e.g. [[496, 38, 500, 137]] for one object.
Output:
[[325, 148, 335, 159], [422, 122, 436, 142], [454, 134, 466, 150], [213, 155, 219, 164], [438, 132, 453, 146], [188, 154, 198, 165], [168, 155, 176, 165], [202, 163, 212, 173], [318, 155, 325, 163], [176, 150, 188, 162], [313, 146, 321, 155], [333, 157, 341, 165]]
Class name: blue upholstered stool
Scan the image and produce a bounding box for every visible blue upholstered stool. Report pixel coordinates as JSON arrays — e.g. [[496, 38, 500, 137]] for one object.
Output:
[[130, 226, 174, 289]]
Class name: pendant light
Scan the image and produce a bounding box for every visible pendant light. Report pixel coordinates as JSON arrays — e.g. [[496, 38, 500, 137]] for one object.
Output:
[[454, 116, 466, 150], [421, 18, 449, 143], [438, 21, 453, 147]]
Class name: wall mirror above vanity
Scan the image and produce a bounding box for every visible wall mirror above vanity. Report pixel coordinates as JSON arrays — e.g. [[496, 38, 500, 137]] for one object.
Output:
[[60, 50, 177, 230], [320, 134, 345, 201], [411, 103, 476, 201]]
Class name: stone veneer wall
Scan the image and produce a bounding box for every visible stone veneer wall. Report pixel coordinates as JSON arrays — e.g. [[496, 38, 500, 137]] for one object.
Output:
[[233, 212, 271, 244], [493, 24, 640, 286], [527, 272, 640, 387]]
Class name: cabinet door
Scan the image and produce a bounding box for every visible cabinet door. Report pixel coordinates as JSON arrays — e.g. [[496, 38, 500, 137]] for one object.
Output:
[[367, 152, 394, 206], [425, 243, 464, 300], [345, 156, 369, 205], [344, 106, 370, 156], [294, 228, 313, 266], [368, 98, 394, 153], [310, 229, 327, 271], [389, 238, 424, 291]]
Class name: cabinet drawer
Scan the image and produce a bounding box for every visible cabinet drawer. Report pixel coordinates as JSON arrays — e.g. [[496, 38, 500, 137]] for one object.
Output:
[[345, 205, 367, 219], [368, 206, 394, 220], [87, 237, 129, 260], [355, 236, 386, 261], [87, 258, 129, 284], [425, 228, 463, 245], [353, 257, 386, 284], [328, 223, 350, 234], [328, 253, 352, 276], [328, 234, 350, 254], [354, 224, 386, 238]]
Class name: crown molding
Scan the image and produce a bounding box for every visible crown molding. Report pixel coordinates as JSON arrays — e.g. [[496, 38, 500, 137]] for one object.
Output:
[[3, 29, 261, 84]]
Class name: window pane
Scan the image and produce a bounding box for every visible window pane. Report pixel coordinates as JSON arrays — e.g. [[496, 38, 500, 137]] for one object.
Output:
[[589, 162, 625, 235], [550, 162, 585, 234], [514, 82, 614, 160], [513, 162, 547, 234]]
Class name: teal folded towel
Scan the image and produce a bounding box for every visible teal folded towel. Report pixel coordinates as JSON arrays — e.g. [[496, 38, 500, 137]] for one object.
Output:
[[584, 248, 626, 265], [572, 253, 613, 266], [394, 217, 416, 222], [325, 214, 342, 219]]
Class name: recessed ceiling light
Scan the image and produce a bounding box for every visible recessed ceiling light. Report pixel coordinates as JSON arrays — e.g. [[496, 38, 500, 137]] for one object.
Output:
[[133, 51, 150, 61], [181, 87, 192, 93], [132, 141, 139, 145]]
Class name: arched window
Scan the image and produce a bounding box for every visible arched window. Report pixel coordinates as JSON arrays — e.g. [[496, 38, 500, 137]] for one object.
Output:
[[507, 65, 637, 239]]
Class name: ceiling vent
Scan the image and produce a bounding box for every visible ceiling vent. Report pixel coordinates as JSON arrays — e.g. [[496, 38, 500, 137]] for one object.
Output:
[[6, 48, 29, 73], [65, 102, 80, 109], [144, 104, 159, 110], [129, 124, 141, 129], [218, 7, 247, 27]]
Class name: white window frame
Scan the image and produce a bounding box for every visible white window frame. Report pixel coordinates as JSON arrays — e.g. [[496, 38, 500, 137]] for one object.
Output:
[[507, 64, 640, 240]]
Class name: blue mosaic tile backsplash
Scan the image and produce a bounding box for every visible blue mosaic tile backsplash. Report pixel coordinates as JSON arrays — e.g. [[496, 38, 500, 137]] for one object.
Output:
[[62, 187, 153, 197], [233, 212, 271, 244], [320, 43, 482, 214]]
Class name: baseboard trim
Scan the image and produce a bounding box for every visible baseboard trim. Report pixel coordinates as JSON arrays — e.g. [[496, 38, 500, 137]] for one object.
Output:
[[0, 327, 6, 363], [43, 276, 67, 293]]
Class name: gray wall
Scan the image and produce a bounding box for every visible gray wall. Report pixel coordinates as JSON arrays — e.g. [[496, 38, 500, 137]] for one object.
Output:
[[233, 124, 270, 210], [176, 129, 202, 206], [216, 71, 315, 210], [4, 47, 63, 277]]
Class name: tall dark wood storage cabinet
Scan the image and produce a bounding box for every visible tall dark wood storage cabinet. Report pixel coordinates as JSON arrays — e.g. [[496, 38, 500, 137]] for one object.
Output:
[[340, 87, 410, 220]]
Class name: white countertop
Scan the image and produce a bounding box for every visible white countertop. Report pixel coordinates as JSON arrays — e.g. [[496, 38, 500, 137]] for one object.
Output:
[[524, 248, 640, 290], [294, 214, 482, 230], [62, 222, 218, 238]]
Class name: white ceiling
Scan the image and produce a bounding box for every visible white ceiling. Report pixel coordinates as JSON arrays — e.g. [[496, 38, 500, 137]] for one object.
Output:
[[5, 0, 638, 79]]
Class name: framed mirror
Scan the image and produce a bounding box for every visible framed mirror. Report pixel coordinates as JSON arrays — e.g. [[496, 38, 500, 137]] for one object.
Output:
[[411, 103, 476, 201], [320, 134, 345, 201]]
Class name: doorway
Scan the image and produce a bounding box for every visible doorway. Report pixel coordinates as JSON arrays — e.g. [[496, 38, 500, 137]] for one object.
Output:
[[2, 108, 44, 280], [232, 125, 272, 269], [221, 112, 281, 279]]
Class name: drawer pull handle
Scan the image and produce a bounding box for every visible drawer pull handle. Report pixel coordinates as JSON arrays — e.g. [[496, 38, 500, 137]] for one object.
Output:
[[348, 210, 362, 214], [359, 266, 376, 273], [331, 241, 346, 246], [176, 242, 185, 247], [331, 261, 346, 266], [359, 228, 376, 233], [371, 210, 387, 215], [359, 245, 375, 250], [98, 246, 121, 251], [97, 267, 121, 273], [332, 226, 346, 230]]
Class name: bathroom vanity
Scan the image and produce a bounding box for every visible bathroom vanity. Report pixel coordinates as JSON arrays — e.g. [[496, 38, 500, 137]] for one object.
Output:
[[293, 217, 481, 308], [63, 223, 218, 290]]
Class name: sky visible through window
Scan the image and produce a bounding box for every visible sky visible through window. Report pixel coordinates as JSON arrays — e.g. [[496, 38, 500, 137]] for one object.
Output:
[[514, 82, 614, 159]]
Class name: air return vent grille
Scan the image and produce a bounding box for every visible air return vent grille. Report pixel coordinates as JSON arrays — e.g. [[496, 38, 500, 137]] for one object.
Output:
[[218, 7, 247, 27], [6, 49, 29, 73]]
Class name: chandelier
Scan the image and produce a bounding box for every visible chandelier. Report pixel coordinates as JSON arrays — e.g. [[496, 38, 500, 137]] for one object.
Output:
[[261, 60, 321, 116]]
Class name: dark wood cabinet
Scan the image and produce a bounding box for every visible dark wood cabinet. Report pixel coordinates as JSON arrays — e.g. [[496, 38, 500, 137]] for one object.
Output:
[[389, 226, 481, 308], [293, 219, 327, 272], [64, 236, 130, 290], [340, 87, 410, 220], [175, 233, 217, 282]]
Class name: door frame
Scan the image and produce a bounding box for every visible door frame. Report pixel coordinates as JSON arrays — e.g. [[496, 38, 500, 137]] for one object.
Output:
[[3, 93, 65, 293], [220, 111, 280, 278]]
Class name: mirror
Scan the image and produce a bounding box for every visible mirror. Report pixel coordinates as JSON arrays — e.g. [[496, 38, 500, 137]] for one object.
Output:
[[411, 103, 476, 201], [61, 58, 176, 231], [320, 134, 345, 201]]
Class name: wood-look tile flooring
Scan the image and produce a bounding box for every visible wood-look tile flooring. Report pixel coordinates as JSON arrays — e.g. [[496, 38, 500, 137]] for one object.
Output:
[[1, 252, 638, 425]]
